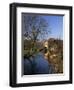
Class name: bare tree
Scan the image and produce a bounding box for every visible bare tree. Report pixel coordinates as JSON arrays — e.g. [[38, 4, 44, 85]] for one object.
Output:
[[22, 14, 51, 57], [23, 14, 50, 42]]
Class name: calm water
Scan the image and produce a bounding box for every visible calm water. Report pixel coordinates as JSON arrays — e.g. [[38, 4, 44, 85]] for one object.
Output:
[[23, 53, 55, 75]]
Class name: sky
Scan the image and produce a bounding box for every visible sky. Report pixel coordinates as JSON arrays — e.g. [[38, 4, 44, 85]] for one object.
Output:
[[22, 14, 63, 40], [42, 15, 63, 40]]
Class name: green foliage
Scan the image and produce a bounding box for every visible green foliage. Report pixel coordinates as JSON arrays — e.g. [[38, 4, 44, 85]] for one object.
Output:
[[24, 40, 40, 58]]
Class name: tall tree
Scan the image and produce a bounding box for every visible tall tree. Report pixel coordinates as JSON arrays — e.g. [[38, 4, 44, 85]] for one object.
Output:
[[22, 14, 51, 57], [23, 14, 50, 41]]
